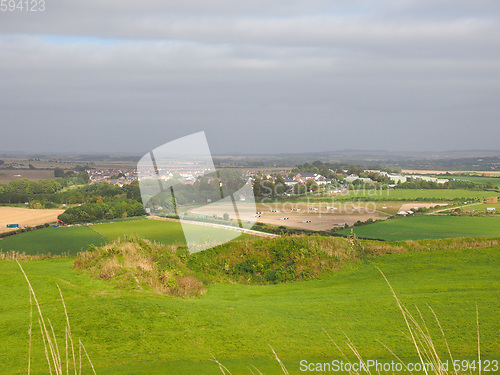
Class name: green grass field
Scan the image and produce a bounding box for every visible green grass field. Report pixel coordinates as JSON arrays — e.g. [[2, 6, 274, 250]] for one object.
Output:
[[91, 219, 188, 244], [339, 216, 500, 241], [91, 219, 255, 245], [0, 226, 106, 255], [1, 245, 498, 374], [0, 219, 255, 256], [337, 189, 499, 202], [289, 189, 498, 203], [444, 175, 500, 187]]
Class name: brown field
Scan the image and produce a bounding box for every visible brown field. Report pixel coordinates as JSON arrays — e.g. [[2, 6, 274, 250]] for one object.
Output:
[[0, 169, 55, 183], [402, 169, 500, 176], [183, 201, 389, 231], [0, 207, 65, 233], [254, 202, 388, 230]]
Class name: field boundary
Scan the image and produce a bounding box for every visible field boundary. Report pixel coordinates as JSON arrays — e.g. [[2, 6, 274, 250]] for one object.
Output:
[[147, 216, 280, 238]]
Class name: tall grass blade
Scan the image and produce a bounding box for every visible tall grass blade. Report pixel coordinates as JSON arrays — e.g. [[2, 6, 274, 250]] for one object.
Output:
[[57, 284, 77, 375], [28, 292, 32, 375], [375, 265, 430, 375], [269, 345, 289, 375], [79, 340, 97, 375]]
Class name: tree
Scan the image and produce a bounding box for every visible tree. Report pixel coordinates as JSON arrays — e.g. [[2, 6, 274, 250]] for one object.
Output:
[[29, 164, 37, 170], [293, 183, 306, 195], [54, 167, 64, 178], [78, 171, 90, 183], [0, 160, 4, 166]]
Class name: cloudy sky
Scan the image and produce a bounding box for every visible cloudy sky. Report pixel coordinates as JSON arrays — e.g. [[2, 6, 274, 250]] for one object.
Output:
[[1, 0, 499, 155]]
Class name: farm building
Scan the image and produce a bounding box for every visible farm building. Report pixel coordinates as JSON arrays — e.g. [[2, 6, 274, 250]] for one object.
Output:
[[293, 173, 326, 183], [486, 197, 498, 204], [388, 174, 407, 184]]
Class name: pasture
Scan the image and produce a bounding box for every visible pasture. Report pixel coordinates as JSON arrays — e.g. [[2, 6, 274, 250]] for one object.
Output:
[[339, 215, 500, 241], [1, 245, 498, 374], [333, 188, 499, 202]]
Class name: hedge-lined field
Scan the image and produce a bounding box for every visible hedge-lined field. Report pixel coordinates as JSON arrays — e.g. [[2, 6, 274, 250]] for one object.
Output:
[[339, 215, 500, 241]]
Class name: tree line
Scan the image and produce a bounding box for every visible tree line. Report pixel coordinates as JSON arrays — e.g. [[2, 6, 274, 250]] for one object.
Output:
[[58, 199, 146, 224]]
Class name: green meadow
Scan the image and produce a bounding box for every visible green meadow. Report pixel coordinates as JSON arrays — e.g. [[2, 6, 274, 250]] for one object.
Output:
[[339, 216, 500, 241], [335, 189, 499, 202], [91, 219, 188, 243], [444, 175, 500, 187], [0, 226, 106, 255], [1, 244, 499, 374], [0, 219, 255, 256]]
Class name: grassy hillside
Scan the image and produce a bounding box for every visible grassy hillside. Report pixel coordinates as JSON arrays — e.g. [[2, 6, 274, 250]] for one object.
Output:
[[339, 216, 500, 241], [0, 226, 106, 255], [1, 241, 498, 374]]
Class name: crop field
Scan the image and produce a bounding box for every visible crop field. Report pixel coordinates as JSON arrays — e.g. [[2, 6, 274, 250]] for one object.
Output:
[[0, 218, 256, 256], [91, 219, 255, 245], [1, 245, 498, 374], [0, 207, 65, 233], [339, 215, 500, 241], [0, 226, 106, 255]]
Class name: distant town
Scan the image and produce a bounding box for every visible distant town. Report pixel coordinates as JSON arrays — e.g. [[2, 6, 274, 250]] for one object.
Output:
[[87, 167, 449, 189]]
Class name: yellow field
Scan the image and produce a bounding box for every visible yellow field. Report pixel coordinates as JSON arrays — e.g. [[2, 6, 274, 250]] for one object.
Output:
[[0, 207, 65, 233]]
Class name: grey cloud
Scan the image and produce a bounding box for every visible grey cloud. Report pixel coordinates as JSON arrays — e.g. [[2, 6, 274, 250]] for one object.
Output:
[[0, 0, 499, 154]]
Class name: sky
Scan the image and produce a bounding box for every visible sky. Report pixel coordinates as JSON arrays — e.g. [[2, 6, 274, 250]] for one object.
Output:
[[0, 0, 499, 156]]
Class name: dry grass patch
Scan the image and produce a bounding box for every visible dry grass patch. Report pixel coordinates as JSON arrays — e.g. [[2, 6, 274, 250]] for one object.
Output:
[[74, 236, 206, 297]]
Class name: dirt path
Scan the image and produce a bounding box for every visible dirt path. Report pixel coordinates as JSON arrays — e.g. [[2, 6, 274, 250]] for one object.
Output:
[[428, 202, 482, 214]]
